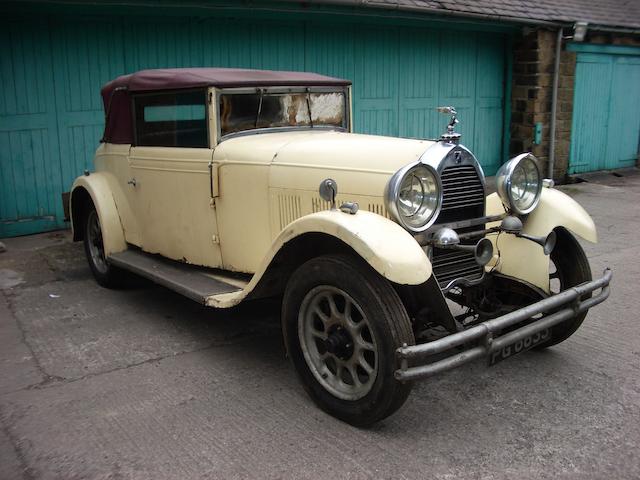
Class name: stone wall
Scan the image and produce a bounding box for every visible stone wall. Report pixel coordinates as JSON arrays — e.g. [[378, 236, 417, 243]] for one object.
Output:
[[510, 28, 640, 181], [510, 28, 575, 180]]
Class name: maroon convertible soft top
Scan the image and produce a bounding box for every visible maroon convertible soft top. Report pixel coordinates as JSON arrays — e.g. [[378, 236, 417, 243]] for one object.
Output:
[[101, 68, 351, 144]]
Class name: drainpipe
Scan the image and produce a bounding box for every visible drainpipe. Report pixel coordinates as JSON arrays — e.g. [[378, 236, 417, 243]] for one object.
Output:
[[548, 27, 563, 180]]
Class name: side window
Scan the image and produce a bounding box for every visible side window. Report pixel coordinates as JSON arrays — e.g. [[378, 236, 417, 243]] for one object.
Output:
[[133, 90, 208, 148]]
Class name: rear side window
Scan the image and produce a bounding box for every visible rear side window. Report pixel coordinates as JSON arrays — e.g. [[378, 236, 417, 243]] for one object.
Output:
[[133, 90, 208, 147]]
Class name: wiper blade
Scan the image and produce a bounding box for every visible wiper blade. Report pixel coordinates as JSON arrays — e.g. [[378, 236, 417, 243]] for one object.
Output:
[[306, 88, 313, 128], [255, 88, 264, 129]]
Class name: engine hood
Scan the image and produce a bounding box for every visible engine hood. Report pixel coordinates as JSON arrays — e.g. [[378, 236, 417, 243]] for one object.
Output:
[[216, 130, 435, 197]]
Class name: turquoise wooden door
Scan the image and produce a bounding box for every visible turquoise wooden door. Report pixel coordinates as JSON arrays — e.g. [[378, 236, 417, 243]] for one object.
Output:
[[50, 19, 126, 206], [0, 14, 507, 237], [569, 46, 640, 173], [306, 24, 507, 174], [0, 20, 64, 237], [400, 30, 505, 174]]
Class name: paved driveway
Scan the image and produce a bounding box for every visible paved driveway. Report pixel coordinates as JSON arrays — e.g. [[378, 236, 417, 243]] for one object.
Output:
[[1, 172, 639, 479]]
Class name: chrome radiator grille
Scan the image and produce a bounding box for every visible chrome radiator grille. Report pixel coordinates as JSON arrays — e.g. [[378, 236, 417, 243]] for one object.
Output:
[[439, 165, 485, 222], [432, 163, 485, 288], [432, 248, 483, 289]]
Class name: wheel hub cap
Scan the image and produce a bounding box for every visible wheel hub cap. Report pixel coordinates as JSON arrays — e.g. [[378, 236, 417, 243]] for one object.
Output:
[[325, 326, 353, 360]]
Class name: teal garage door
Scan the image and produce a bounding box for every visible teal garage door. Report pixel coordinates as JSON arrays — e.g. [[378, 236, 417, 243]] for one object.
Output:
[[569, 44, 640, 174], [305, 25, 505, 174], [0, 15, 507, 237], [0, 20, 63, 237]]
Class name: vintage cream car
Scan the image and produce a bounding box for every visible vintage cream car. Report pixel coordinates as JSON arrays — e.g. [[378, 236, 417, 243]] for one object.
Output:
[[69, 68, 611, 426]]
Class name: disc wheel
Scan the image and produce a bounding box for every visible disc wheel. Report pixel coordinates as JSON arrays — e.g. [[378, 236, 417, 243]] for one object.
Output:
[[283, 254, 415, 427]]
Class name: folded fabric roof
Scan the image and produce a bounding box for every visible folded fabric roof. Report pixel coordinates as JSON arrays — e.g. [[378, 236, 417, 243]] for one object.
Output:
[[100, 67, 351, 144], [102, 67, 351, 95]]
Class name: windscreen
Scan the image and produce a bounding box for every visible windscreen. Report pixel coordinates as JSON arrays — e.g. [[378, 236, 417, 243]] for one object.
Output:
[[219, 90, 346, 137]]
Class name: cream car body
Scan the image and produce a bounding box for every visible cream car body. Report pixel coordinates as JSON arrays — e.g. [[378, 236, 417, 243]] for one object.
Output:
[[74, 129, 437, 302], [69, 68, 611, 426], [72, 113, 597, 301]]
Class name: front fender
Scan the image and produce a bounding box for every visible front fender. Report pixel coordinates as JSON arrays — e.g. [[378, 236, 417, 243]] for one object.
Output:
[[486, 188, 597, 293], [276, 210, 431, 285], [522, 187, 597, 242], [71, 173, 127, 256], [206, 210, 430, 308]]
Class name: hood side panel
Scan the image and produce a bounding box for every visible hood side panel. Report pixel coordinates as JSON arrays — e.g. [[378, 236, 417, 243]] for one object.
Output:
[[270, 131, 434, 196]]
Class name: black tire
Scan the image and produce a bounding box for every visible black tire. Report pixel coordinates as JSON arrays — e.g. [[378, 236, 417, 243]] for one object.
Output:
[[536, 227, 592, 348], [83, 205, 126, 288], [282, 254, 415, 427]]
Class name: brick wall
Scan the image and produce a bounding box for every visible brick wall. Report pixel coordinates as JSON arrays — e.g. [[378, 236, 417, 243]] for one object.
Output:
[[510, 29, 640, 181]]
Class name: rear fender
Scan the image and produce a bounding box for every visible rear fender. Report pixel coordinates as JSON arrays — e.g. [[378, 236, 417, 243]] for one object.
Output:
[[70, 173, 127, 256], [486, 188, 597, 293]]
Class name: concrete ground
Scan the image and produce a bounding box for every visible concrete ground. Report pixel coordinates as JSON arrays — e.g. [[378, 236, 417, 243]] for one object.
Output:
[[1, 171, 639, 480]]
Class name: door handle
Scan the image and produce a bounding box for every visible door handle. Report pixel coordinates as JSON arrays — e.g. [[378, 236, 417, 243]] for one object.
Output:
[[127, 178, 137, 187]]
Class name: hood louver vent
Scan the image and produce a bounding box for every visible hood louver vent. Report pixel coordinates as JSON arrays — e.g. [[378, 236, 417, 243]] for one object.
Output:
[[312, 197, 334, 213], [278, 194, 302, 230], [367, 203, 390, 219], [312, 198, 390, 219]]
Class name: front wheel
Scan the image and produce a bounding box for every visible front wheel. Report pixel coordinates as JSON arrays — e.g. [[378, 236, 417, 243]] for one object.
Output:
[[282, 254, 415, 427], [536, 227, 593, 348]]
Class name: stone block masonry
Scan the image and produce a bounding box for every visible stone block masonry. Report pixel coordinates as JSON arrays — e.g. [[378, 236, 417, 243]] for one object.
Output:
[[510, 28, 640, 180], [510, 29, 576, 181]]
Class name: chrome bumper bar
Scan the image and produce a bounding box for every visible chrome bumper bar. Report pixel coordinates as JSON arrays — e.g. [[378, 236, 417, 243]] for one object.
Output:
[[395, 268, 612, 382]]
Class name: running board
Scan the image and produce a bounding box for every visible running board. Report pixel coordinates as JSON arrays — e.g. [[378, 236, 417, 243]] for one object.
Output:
[[108, 250, 247, 304]]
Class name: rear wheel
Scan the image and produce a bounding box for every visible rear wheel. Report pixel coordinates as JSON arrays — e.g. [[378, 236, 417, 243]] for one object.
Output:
[[83, 206, 125, 288], [536, 227, 592, 348], [283, 254, 414, 427]]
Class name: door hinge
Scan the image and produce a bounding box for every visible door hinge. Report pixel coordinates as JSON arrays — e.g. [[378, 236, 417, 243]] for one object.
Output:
[[212, 234, 220, 244]]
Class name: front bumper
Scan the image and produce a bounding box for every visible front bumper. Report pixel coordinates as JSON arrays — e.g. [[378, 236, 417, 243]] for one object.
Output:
[[395, 268, 612, 382]]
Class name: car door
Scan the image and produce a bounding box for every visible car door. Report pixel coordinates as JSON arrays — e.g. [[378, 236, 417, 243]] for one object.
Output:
[[128, 89, 223, 268]]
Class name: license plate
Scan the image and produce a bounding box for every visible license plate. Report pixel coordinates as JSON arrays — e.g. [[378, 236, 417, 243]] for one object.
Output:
[[488, 328, 551, 366]]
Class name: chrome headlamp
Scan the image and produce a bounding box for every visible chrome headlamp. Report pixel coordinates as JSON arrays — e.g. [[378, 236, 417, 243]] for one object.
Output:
[[385, 163, 442, 232], [495, 153, 542, 215]]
